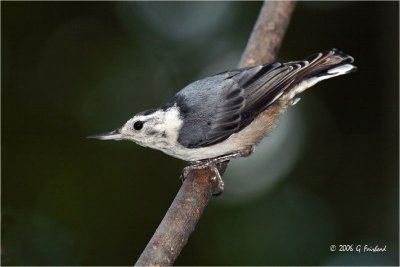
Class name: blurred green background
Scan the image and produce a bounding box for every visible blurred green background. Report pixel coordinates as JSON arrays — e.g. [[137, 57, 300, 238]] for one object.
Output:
[[2, 1, 399, 266]]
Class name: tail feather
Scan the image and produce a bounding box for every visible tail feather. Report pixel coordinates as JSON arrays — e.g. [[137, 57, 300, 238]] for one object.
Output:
[[281, 49, 357, 102], [302, 49, 356, 78]]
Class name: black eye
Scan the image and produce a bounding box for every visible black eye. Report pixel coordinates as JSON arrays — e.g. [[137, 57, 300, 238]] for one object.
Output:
[[133, 121, 144, 130]]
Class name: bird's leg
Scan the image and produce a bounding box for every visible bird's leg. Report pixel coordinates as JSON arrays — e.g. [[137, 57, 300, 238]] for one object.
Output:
[[179, 146, 254, 196], [180, 145, 254, 180], [207, 145, 255, 165]]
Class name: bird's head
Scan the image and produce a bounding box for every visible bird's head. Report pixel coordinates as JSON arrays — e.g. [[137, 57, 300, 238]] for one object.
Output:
[[87, 107, 182, 149]]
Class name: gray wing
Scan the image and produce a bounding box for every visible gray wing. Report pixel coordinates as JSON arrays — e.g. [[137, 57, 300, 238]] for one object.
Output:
[[174, 62, 295, 148], [176, 50, 346, 148]]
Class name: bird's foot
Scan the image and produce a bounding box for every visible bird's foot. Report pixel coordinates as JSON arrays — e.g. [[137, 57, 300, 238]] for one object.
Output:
[[179, 146, 254, 196], [210, 164, 224, 196]]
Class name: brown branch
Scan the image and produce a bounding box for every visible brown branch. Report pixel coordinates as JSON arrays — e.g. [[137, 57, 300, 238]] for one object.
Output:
[[134, 1, 297, 266], [239, 1, 297, 67]]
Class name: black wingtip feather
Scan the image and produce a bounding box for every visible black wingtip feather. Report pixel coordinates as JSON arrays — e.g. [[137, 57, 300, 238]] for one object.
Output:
[[242, 62, 282, 88]]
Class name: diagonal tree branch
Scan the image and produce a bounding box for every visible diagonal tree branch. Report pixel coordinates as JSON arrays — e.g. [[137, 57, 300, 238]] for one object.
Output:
[[239, 1, 297, 67], [135, 1, 297, 266]]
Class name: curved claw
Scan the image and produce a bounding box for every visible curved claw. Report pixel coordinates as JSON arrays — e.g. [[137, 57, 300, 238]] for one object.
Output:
[[210, 165, 224, 196]]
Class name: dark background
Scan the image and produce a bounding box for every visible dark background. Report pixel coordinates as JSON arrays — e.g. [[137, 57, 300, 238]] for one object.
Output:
[[2, 1, 399, 266]]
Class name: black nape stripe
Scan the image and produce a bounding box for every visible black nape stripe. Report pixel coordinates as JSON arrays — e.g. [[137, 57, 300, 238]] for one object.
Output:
[[163, 95, 189, 119], [138, 108, 157, 116]]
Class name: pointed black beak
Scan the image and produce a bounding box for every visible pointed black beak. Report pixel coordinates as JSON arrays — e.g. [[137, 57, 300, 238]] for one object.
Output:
[[87, 129, 123, 140]]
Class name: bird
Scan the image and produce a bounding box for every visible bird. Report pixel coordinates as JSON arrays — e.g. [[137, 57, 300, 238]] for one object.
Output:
[[88, 48, 356, 194]]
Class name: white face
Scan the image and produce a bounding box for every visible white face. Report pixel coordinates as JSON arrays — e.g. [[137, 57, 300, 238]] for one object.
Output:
[[119, 106, 183, 150]]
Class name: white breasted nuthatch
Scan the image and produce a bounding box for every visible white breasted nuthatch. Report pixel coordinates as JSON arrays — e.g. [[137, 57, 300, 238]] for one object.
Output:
[[89, 49, 356, 194]]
